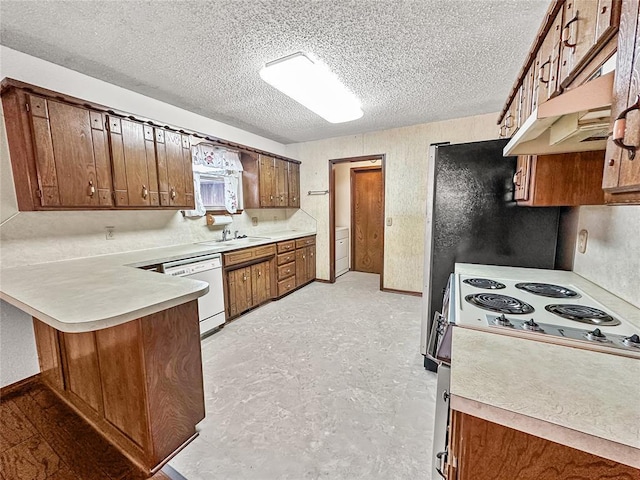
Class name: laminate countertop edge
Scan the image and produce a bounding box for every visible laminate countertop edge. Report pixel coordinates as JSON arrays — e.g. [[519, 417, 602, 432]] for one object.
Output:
[[450, 394, 640, 469], [0, 230, 316, 333]]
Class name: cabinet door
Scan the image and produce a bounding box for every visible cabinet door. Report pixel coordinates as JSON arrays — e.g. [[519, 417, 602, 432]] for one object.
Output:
[[295, 248, 306, 287], [513, 155, 532, 201], [32, 319, 64, 391], [107, 117, 159, 207], [155, 129, 194, 208], [228, 267, 252, 316], [274, 159, 289, 206], [306, 245, 316, 282], [559, 0, 601, 85], [27, 96, 111, 207], [259, 155, 275, 207], [60, 331, 104, 415], [603, 0, 640, 192], [288, 162, 300, 207], [251, 261, 271, 305], [537, 9, 564, 105]]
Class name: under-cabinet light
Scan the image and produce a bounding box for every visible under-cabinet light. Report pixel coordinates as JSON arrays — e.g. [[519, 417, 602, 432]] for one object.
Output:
[[259, 52, 363, 124]]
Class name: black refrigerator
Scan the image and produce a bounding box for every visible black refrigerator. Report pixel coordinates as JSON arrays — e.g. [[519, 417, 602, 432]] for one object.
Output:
[[421, 139, 560, 371]]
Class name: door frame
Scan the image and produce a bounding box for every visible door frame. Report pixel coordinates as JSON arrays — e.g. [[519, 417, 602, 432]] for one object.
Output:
[[328, 154, 386, 289], [350, 166, 383, 276]]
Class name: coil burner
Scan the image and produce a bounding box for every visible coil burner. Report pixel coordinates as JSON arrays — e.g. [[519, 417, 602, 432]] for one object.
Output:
[[515, 283, 579, 299], [463, 278, 506, 290], [545, 304, 620, 326], [465, 293, 534, 315]]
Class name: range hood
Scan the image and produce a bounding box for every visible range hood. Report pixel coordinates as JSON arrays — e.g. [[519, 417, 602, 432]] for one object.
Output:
[[503, 71, 614, 156]]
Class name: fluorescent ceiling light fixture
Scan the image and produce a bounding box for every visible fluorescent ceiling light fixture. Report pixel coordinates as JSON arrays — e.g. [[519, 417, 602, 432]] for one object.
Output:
[[260, 52, 363, 124]]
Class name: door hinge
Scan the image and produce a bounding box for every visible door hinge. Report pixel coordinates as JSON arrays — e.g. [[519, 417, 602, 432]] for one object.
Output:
[[35, 189, 42, 198], [25, 103, 30, 112]]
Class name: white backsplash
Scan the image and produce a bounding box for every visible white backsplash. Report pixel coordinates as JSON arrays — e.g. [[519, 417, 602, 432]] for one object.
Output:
[[573, 205, 640, 309]]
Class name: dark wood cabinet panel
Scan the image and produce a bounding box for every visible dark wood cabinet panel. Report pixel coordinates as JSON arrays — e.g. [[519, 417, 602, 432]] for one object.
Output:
[[95, 321, 149, 451], [259, 155, 275, 207], [516, 151, 605, 206], [108, 117, 159, 207], [27, 96, 112, 208], [603, 0, 640, 202], [227, 267, 252, 317], [59, 332, 104, 415], [288, 162, 300, 207], [32, 319, 64, 391], [251, 261, 271, 306], [155, 130, 194, 208], [449, 411, 639, 480], [274, 158, 289, 206]]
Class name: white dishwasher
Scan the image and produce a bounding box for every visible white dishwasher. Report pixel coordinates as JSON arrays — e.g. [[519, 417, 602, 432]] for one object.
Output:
[[161, 253, 225, 337]]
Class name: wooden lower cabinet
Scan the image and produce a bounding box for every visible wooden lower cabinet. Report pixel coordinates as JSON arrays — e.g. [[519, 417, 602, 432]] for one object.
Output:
[[447, 411, 639, 480], [32, 300, 205, 474], [295, 241, 316, 286], [251, 261, 272, 305]]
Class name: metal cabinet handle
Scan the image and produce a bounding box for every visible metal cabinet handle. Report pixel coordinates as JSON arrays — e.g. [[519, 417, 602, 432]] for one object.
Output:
[[170, 188, 177, 200], [435, 450, 448, 479], [513, 170, 521, 187], [302, 255, 306, 259], [142, 185, 148, 199], [538, 59, 551, 84], [562, 12, 579, 48], [270, 195, 273, 200], [504, 113, 514, 129], [88, 180, 95, 197], [613, 95, 640, 160], [243, 274, 247, 282], [258, 270, 262, 277]]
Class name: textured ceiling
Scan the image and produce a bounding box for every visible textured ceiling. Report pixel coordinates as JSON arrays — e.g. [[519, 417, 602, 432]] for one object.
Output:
[[0, 0, 550, 144]]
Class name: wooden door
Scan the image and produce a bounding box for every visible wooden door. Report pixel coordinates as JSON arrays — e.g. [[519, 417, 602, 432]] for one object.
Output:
[[155, 129, 194, 208], [288, 162, 300, 207], [228, 267, 252, 316], [108, 117, 159, 207], [259, 155, 275, 207], [603, 0, 639, 192], [27, 96, 112, 207], [559, 0, 600, 85], [60, 331, 104, 415], [274, 159, 289, 206], [251, 261, 271, 305], [295, 247, 306, 286], [32, 319, 64, 391], [537, 9, 563, 105], [514, 155, 532, 201], [351, 168, 383, 274], [548, 8, 565, 99]]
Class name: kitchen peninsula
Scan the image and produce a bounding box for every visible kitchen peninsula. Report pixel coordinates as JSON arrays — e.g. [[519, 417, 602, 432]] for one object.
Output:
[[0, 230, 315, 474]]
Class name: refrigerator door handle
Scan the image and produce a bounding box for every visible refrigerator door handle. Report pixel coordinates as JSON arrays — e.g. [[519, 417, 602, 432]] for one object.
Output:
[[426, 312, 444, 362]]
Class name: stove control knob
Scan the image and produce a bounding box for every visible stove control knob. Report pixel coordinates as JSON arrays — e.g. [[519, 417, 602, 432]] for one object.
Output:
[[586, 328, 608, 342], [523, 318, 543, 332], [622, 334, 640, 347]]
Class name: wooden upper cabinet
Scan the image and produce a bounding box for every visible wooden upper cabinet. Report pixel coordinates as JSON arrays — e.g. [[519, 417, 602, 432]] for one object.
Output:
[[155, 128, 194, 208], [537, 9, 564, 105], [603, 0, 640, 203], [560, 0, 621, 86], [241, 152, 301, 208], [107, 117, 159, 207], [288, 162, 301, 207], [26, 95, 112, 208]]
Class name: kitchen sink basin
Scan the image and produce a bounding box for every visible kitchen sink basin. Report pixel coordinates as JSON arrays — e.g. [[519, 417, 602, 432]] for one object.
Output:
[[198, 237, 270, 247]]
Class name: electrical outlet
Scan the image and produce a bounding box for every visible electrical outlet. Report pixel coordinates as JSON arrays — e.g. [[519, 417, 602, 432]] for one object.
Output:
[[252, 217, 258, 226], [386, 217, 393, 226], [105, 226, 115, 240], [577, 229, 588, 253]]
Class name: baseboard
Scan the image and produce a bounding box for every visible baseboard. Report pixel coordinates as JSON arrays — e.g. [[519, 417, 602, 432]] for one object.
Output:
[[314, 278, 332, 284], [0, 373, 41, 400], [381, 287, 422, 297]]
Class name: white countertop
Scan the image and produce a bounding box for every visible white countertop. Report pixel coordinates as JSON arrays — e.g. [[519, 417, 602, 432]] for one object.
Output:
[[450, 263, 640, 454], [0, 230, 316, 333]]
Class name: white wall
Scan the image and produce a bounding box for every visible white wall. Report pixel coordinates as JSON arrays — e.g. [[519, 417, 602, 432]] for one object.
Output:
[[573, 205, 640, 308], [287, 113, 500, 292]]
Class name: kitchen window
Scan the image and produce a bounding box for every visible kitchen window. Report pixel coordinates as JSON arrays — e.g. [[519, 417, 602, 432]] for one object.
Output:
[[188, 143, 244, 216]]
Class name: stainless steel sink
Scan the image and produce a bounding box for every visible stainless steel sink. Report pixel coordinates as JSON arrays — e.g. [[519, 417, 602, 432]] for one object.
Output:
[[198, 237, 271, 247]]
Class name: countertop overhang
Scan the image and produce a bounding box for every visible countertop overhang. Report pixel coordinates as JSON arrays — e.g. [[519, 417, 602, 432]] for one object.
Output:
[[0, 230, 316, 333]]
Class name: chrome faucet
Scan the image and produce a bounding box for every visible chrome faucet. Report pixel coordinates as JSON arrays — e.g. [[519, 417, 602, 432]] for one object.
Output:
[[221, 228, 231, 241]]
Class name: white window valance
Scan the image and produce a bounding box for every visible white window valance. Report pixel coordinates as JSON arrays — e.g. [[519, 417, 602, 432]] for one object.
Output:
[[183, 143, 244, 217]]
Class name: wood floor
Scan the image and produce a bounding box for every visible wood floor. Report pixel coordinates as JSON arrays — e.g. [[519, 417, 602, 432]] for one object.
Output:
[[0, 377, 173, 480]]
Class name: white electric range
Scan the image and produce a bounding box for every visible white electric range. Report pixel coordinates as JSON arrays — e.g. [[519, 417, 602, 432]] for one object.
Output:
[[455, 273, 640, 355]]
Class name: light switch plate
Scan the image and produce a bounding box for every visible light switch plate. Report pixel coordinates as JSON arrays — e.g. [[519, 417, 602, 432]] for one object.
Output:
[[252, 217, 258, 226], [577, 229, 588, 253]]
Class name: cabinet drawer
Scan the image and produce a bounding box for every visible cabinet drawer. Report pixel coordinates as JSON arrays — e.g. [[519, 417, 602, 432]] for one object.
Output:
[[277, 240, 296, 253], [254, 244, 276, 259], [336, 257, 349, 276], [223, 244, 276, 267], [277, 262, 296, 281], [223, 249, 255, 267], [295, 236, 316, 248], [335, 238, 348, 260], [277, 277, 297, 296], [336, 228, 349, 240], [277, 252, 296, 265]]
